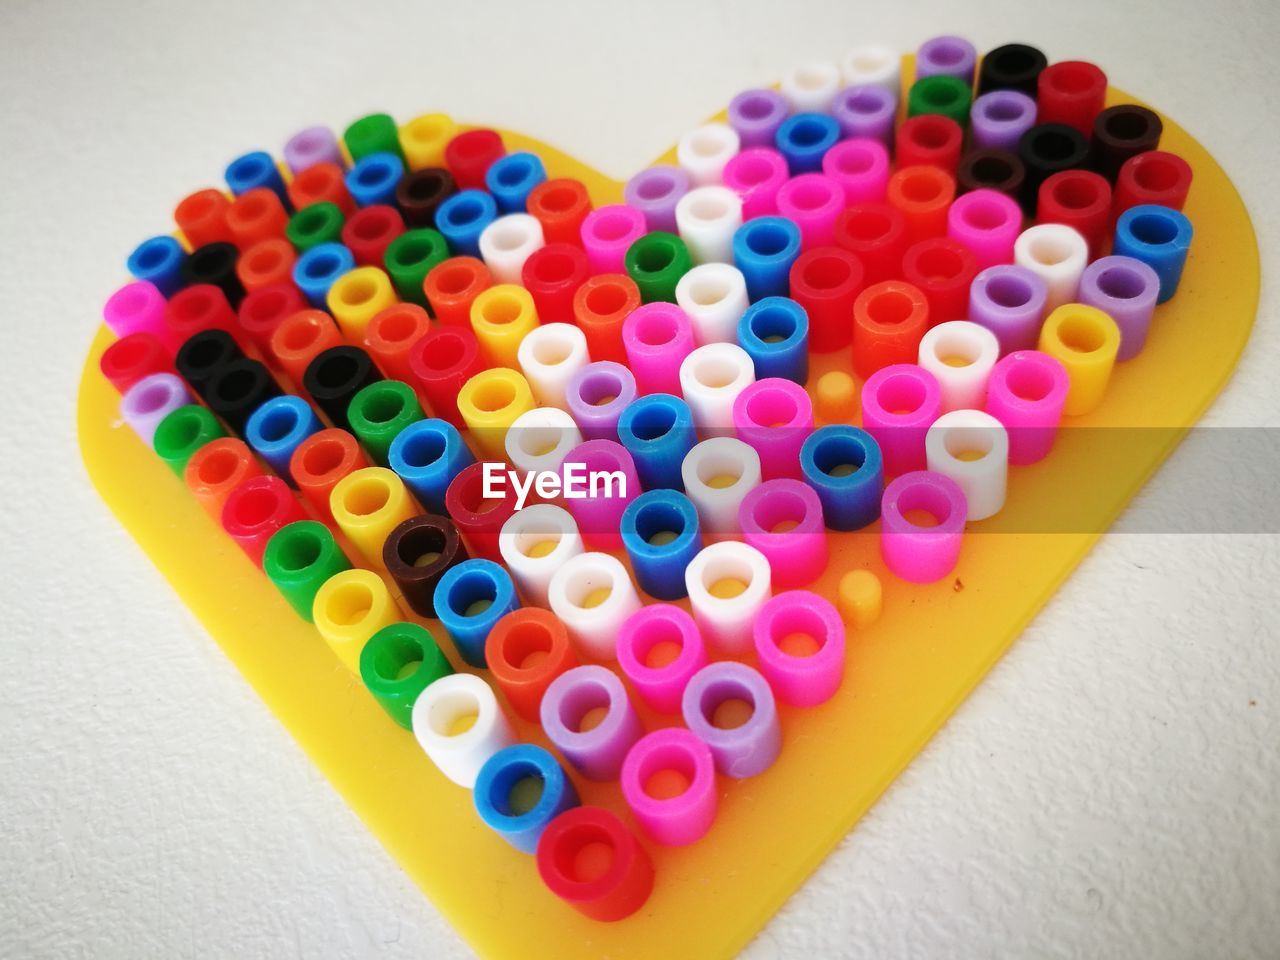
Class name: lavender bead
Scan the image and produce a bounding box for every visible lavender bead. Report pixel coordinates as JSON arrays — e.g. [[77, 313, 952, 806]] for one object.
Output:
[[916, 35, 978, 84], [540, 666, 643, 781], [968, 265, 1050, 354], [682, 661, 781, 779], [565, 361, 638, 442], [1077, 255, 1162, 361], [728, 89, 791, 149], [831, 84, 897, 147], [623, 165, 691, 233], [120, 373, 192, 446], [283, 126, 344, 174], [970, 91, 1039, 153]]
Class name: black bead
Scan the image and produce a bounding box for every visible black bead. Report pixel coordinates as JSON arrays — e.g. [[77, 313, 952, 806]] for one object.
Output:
[[956, 148, 1026, 201], [302, 345, 382, 430], [978, 43, 1048, 97], [1090, 105, 1163, 182], [205, 358, 282, 435], [1017, 124, 1090, 215], [180, 242, 246, 309], [382, 515, 468, 618], [175, 329, 243, 400], [395, 167, 458, 227]]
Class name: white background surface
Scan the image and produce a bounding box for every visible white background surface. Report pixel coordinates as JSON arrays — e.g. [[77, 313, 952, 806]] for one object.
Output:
[[1, 0, 1278, 957]]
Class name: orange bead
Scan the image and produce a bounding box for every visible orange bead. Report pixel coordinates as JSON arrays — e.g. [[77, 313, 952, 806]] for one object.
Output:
[[852, 280, 930, 379], [485, 608, 579, 723], [289, 428, 369, 523], [527, 178, 593, 247], [886, 165, 956, 244], [422, 256, 492, 328], [235, 238, 296, 293], [226, 187, 289, 250], [270, 309, 344, 387], [571, 273, 639, 364], [287, 162, 354, 216], [364, 303, 431, 382], [184, 438, 263, 522], [174, 188, 233, 248]]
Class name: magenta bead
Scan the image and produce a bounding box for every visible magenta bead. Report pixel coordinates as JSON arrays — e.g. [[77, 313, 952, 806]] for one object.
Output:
[[753, 591, 845, 706], [620, 728, 717, 846], [821, 138, 891, 206], [622, 303, 696, 395], [946, 189, 1023, 270], [283, 126, 344, 173], [968, 265, 1050, 354], [831, 85, 897, 147], [738, 480, 828, 589], [624, 166, 691, 234], [776, 173, 844, 248], [880, 470, 967, 583], [563, 439, 640, 551], [540, 665, 644, 781], [616, 604, 709, 714], [1077, 256, 1162, 361], [580, 204, 647, 274], [727, 89, 791, 149], [722, 148, 789, 220], [861, 364, 943, 476], [731, 378, 813, 480], [983, 350, 1070, 465], [969, 91, 1038, 153], [103, 281, 169, 345], [120, 372, 192, 446], [915, 35, 977, 83], [565, 361, 638, 441]]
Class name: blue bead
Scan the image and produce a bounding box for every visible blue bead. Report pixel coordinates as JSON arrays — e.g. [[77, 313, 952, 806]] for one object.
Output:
[[800, 426, 884, 530], [435, 189, 498, 258], [245, 395, 323, 481], [738, 297, 809, 384], [1112, 204, 1193, 304], [127, 236, 187, 296], [617, 394, 697, 492], [474, 744, 579, 853], [733, 216, 802, 302], [485, 152, 548, 213], [345, 151, 405, 208], [433, 559, 519, 667], [225, 150, 291, 210], [775, 113, 841, 174], [292, 242, 355, 307], [388, 419, 475, 514], [621, 490, 703, 600]]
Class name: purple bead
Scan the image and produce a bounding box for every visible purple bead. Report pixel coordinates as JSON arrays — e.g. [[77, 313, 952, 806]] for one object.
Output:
[[916, 35, 978, 84], [728, 89, 791, 149], [623, 165, 691, 233], [1077, 255, 1162, 361], [565, 361, 638, 441], [540, 666, 643, 781], [831, 84, 897, 147], [969, 91, 1038, 153], [682, 661, 781, 779], [968, 265, 1050, 354], [283, 126, 344, 174], [120, 373, 192, 446]]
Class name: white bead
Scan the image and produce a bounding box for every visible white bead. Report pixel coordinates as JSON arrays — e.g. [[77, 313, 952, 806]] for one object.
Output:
[[839, 44, 901, 96], [917, 321, 1001, 412], [674, 263, 750, 345], [498, 503, 584, 606], [684, 541, 772, 655], [547, 552, 643, 660], [411, 673, 515, 788], [504, 406, 582, 479], [1014, 223, 1089, 314], [517, 322, 590, 409], [678, 342, 756, 434], [681, 437, 762, 535], [478, 213, 545, 284], [675, 186, 744, 264], [925, 409, 1010, 521], [780, 59, 843, 114], [676, 123, 741, 187]]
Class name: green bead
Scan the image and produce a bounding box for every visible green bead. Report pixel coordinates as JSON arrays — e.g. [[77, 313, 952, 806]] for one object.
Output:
[[347, 380, 425, 466], [360, 622, 454, 729], [383, 228, 450, 306], [287, 202, 345, 252], [344, 112, 405, 163], [624, 231, 693, 303], [152, 405, 226, 477], [262, 521, 351, 622], [907, 75, 972, 127]]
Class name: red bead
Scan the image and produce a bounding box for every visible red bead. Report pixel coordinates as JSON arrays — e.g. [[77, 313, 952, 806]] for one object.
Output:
[[536, 806, 654, 922], [572, 274, 639, 363], [342, 205, 406, 268], [1112, 150, 1193, 218], [833, 204, 910, 285], [1037, 60, 1107, 136], [226, 188, 289, 250], [221, 475, 308, 566], [166, 284, 239, 346], [527, 178, 593, 247], [270, 309, 344, 389], [853, 280, 930, 379], [886, 165, 956, 243], [444, 461, 518, 562], [422, 256, 493, 328], [235, 238, 296, 294], [175, 188, 234, 248], [365, 303, 431, 382], [900, 237, 978, 327], [99, 332, 173, 393], [287, 162, 354, 216], [1036, 170, 1112, 257], [238, 282, 307, 357], [289, 429, 369, 523], [407, 325, 483, 427], [522, 243, 591, 325], [895, 115, 964, 173], [789, 247, 865, 353], [444, 129, 506, 190]]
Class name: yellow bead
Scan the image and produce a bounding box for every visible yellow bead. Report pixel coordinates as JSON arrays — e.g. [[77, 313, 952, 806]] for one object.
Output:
[[398, 113, 458, 171], [838, 569, 882, 629], [312, 569, 401, 673], [470, 284, 540, 370], [326, 266, 397, 341], [815, 370, 857, 424], [1037, 303, 1121, 417], [329, 467, 417, 570], [457, 367, 536, 460]]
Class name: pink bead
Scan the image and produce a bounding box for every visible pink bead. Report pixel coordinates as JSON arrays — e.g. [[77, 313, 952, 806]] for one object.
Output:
[[103, 281, 170, 346], [579, 204, 647, 274], [622, 302, 696, 395], [731, 378, 814, 480], [880, 470, 968, 583], [946, 189, 1024, 270], [860, 364, 943, 476], [776, 173, 844, 248], [721, 148, 789, 220], [821, 138, 891, 206], [620, 728, 717, 846], [752, 591, 846, 706], [738, 480, 827, 589], [617, 605, 708, 713], [562, 439, 640, 551], [983, 350, 1070, 465]]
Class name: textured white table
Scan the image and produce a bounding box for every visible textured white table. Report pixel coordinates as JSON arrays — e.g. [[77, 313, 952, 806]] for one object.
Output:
[[1, 0, 1277, 956]]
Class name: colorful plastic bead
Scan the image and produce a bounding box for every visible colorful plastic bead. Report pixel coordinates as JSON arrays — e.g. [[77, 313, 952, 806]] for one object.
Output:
[[303, 345, 382, 430], [245, 394, 322, 479], [620, 728, 717, 847], [399, 113, 457, 171], [520, 245, 590, 328], [620, 303, 695, 396], [527, 178, 593, 247], [288, 163, 354, 216], [1113, 204, 1193, 303], [346, 379, 424, 465], [821, 139, 891, 207], [435, 189, 499, 258], [832, 203, 909, 285], [617, 393, 697, 491], [444, 128, 505, 191], [342, 205, 406, 267], [676, 123, 740, 186], [100, 333, 173, 394], [235, 240, 296, 298], [969, 90, 1037, 152], [946, 189, 1022, 270], [284, 126, 342, 173], [739, 479, 827, 588], [617, 604, 708, 714], [514, 323, 589, 411], [289, 428, 369, 522], [907, 75, 972, 127], [776, 174, 843, 250], [916, 35, 977, 83], [325, 266, 396, 341], [1090, 105, 1163, 182], [880, 470, 968, 583], [174, 329, 240, 400], [679, 343, 756, 435], [684, 540, 771, 655], [580, 204, 647, 274], [753, 591, 845, 706], [167, 285, 239, 351], [956, 148, 1026, 202], [360, 621, 453, 729], [388, 418, 473, 514], [185, 438, 262, 523], [887, 164, 956, 243], [485, 607, 580, 723], [104, 280, 169, 344], [226, 188, 289, 250], [680, 436, 762, 536], [345, 113, 404, 164], [925, 409, 1009, 521], [313, 568, 402, 673], [624, 231, 693, 304], [624, 166, 691, 234], [732, 378, 813, 481], [1037, 304, 1122, 416], [329, 466, 417, 570], [1014, 223, 1090, 312], [779, 60, 842, 113], [788, 246, 864, 353], [535, 807, 654, 922], [433, 559, 520, 668], [292, 242, 355, 308], [541, 665, 644, 782], [411, 673, 516, 787], [1017, 124, 1090, 213], [853, 280, 931, 379], [271, 310, 343, 389], [225, 151, 289, 208], [444, 460, 519, 563], [839, 43, 900, 95], [395, 167, 457, 228], [152, 404, 225, 476], [174, 189, 233, 248], [861, 363, 943, 475], [674, 186, 743, 264], [674, 263, 750, 345], [546, 552, 643, 661], [775, 113, 840, 174], [621, 490, 703, 601], [423, 256, 493, 328], [205, 359, 283, 436], [383, 228, 449, 307], [737, 297, 809, 385], [238, 283, 305, 357], [1076, 255, 1162, 361], [727, 89, 790, 149], [364, 303, 431, 382], [181, 243, 246, 308], [1037, 61, 1107, 136], [565, 361, 637, 442], [475, 744, 579, 854], [917, 320, 1001, 412], [563, 440, 640, 552], [799, 425, 883, 530], [262, 520, 351, 623], [1036, 170, 1112, 257], [497, 504, 584, 607], [127, 235, 186, 296], [968, 264, 1050, 353], [895, 115, 964, 174], [732, 217, 801, 302], [221, 474, 307, 567], [681, 661, 780, 777], [407, 326, 483, 428], [504, 407, 583, 480], [830, 84, 897, 145], [900, 238, 978, 327], [485, 151, 547, 213], [479, 214, 546, 286], [572, 274, 638, 364], [382, 514, 468, 618], [977, 43, 1047, 96], [722, 148, 789, 219]]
